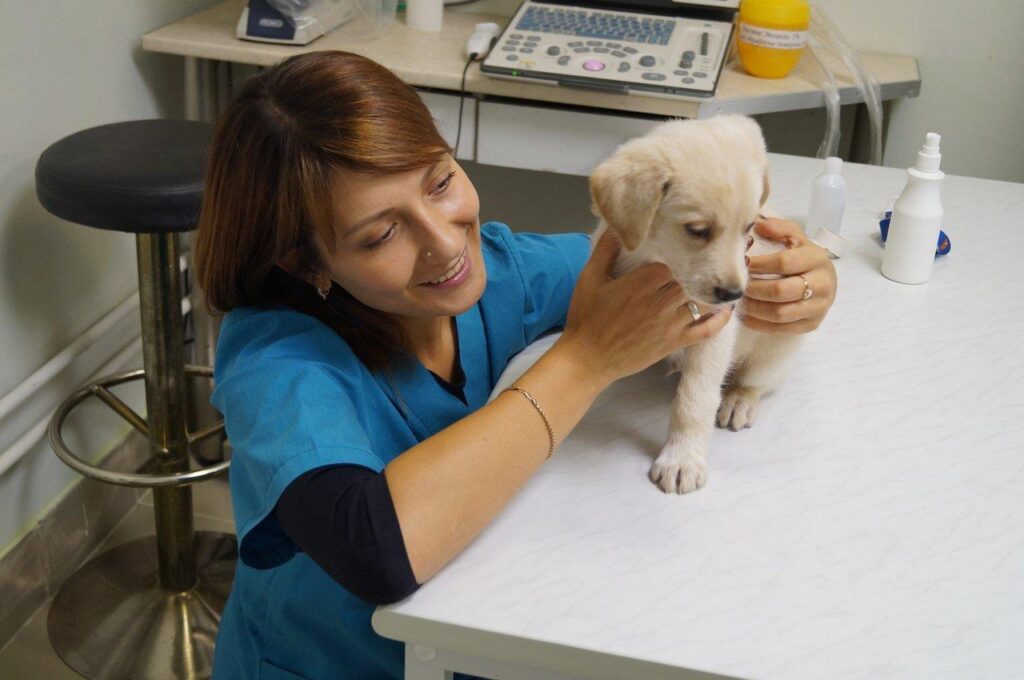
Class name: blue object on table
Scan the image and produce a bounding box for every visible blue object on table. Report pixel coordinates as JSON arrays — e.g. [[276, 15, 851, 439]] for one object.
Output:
[[879, 211, 951, 256]]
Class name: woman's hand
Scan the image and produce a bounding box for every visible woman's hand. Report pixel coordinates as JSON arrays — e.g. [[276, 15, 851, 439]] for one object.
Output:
[[742, 217, 837, 335], [557, 230, 733, 387]]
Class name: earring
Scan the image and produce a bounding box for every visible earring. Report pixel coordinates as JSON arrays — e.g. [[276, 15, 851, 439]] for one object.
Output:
[[425, 250, 433, 258], [316, 284, 330, 300]]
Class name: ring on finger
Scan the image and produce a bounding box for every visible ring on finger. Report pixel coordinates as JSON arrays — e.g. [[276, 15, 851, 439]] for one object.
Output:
[[686, 301, 701, 322], [798, 274, 813, 301]]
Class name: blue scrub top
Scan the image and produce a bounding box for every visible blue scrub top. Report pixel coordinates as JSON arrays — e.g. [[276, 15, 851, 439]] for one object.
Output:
[[211, 223, 590, 680]]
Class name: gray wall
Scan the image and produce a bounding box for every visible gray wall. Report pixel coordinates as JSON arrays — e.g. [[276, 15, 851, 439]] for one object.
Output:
[[1, 0, 1021, 555], [0, 1, 220, 555]]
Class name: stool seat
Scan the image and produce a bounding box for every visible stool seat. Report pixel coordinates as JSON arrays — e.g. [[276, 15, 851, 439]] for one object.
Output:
[[35, 120, 211, 234]]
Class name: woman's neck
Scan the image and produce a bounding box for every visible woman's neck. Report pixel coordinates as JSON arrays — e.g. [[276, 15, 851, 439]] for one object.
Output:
[[401, 316, 456, 380]]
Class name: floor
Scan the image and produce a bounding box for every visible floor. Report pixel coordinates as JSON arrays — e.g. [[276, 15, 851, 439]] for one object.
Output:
[[0, 476, 235, 679]]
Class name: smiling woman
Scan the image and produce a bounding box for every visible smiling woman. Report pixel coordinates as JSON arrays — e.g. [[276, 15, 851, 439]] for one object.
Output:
[[195, 50, 455, 371], [191, 50, 749, 680]]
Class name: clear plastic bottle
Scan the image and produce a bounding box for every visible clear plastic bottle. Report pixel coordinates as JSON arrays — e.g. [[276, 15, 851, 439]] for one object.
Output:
[[806, 156, 846, 257], [881, 133, 945, 284]]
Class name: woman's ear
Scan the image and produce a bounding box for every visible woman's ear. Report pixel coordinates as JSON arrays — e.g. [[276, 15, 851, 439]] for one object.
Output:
[[589, 144, 672, 251], [277, 247, 326, 289]]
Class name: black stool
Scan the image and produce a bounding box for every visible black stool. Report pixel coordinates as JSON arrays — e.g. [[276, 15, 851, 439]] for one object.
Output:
[[35, 120, 237, 680]]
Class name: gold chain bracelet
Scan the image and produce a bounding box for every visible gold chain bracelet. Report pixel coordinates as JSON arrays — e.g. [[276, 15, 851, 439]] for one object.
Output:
[[502, 385, 555, 459]]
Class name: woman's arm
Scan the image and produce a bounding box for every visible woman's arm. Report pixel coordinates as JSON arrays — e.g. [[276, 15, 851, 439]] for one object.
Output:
[[741, 217, 838, 334], [386, 231, 732, 583]]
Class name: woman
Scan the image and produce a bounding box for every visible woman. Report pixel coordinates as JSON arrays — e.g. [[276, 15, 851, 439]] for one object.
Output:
[[195, 51, 836, 680]]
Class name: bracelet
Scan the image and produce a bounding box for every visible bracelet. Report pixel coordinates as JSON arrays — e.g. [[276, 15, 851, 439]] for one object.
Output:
[[502, 385, 555, 460]]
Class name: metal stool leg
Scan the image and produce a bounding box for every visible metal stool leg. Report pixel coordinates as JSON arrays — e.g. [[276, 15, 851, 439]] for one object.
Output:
[[47, 232, 237, 680], [138, 232, 197, 591]]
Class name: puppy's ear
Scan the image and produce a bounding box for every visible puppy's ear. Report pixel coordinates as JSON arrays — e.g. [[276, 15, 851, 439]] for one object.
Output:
[[589, 149, 672, 251], [760, 171, 771, 207]]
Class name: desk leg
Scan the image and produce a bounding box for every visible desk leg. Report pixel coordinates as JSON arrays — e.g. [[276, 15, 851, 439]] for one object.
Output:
[[405, 644, 455, 680], [184, 56, 201, 122]]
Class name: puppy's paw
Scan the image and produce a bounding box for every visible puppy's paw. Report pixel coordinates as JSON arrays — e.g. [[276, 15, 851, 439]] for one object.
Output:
[[649, 446, 708, 494], [717, 386, 761, 431]]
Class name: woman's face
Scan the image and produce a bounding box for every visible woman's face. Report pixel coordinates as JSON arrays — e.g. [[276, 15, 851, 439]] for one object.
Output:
[[316, 154, 485, 323]]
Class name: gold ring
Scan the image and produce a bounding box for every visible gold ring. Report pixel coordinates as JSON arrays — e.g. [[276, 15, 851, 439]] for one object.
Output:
[[799, 275, 813, 301], [686, 301, 701, 322]]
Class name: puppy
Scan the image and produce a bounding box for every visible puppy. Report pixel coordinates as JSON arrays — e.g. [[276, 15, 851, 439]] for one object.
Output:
[[589, 115, 801, 494]]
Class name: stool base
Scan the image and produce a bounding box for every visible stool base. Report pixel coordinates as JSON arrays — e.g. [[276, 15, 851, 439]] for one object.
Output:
[[47, 531, 237, 680]]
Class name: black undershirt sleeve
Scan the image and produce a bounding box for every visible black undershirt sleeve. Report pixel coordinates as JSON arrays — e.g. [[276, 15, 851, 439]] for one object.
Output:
[[275, 464, 421, 606]]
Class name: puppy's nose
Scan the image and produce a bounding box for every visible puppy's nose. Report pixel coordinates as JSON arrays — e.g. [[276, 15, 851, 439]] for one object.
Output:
[[714, 286, 744, 303]]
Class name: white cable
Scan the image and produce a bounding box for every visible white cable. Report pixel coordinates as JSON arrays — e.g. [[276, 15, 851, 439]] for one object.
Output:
[[0, 336, 143, 479], [0, 292, 139, 425]]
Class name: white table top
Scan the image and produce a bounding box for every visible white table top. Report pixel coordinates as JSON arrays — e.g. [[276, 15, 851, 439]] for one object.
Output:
[[373, 153, 1024, 679], [142, 0, 919, 119]]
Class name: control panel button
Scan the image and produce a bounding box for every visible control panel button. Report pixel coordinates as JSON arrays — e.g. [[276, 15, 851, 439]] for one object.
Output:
[[618, 62, 631, 72], [583, 59, 606, 72], [547, 46, 561, 56], [639, 55, 656, 67], [642, 72, 666, 81]]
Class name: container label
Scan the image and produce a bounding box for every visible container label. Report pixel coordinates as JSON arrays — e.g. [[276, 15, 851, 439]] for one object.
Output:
[[739, 24, 809, 50]]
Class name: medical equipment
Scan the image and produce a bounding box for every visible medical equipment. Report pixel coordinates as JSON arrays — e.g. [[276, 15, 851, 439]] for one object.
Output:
[[238, 0, 351, 44], [481, 0, 740, 99], [467, 22, 501, 60], [237, 0, 396, 44]]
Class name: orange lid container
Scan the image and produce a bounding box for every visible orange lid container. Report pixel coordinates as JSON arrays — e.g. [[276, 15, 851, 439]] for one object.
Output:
[[736, 0, 811, 79]]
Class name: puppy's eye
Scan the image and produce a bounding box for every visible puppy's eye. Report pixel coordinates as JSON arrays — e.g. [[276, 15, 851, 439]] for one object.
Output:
[[684, 223, 711, 238]]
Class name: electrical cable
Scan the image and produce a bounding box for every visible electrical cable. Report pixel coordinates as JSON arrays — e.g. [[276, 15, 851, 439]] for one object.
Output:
[[454, 55, 474, 156]]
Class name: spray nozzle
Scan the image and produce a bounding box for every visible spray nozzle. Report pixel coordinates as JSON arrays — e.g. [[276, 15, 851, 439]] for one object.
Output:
[[915, 132, 943, 174]]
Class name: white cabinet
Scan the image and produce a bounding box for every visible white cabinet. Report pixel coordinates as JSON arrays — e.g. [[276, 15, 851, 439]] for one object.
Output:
[[476, 101, 664, 176], [418, 90, 476, 161]]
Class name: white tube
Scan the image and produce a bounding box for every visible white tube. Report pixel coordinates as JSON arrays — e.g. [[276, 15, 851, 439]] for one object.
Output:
[[0, 336, 144, 479], [0, 292, 140, 426], [405, 0, 443, 31]]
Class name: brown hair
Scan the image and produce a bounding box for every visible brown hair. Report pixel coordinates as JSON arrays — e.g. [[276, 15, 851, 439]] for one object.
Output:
[[194, 51, 451, 370]]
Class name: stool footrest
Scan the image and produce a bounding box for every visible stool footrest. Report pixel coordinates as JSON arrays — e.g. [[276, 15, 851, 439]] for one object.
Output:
[[48, 365, 228, 488]]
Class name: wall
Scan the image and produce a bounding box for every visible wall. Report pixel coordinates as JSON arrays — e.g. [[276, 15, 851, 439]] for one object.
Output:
[[799, 0, 1023, 182], [0, 0, 220, 555]]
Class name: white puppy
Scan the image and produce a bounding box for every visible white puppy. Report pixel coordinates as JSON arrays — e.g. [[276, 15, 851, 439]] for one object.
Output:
[[589, 115, 801, 494]]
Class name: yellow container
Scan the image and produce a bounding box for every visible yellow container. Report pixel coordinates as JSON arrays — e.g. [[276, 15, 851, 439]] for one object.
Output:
[[736, 0, 810, 79]]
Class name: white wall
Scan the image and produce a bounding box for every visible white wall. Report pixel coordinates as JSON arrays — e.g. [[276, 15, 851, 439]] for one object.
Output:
[[816, 0, 1023, 182], [0, 1, 220, 554]]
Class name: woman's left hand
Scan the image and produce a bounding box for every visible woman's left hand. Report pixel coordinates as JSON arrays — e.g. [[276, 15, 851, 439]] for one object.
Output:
[[742, 217, 837, 335]]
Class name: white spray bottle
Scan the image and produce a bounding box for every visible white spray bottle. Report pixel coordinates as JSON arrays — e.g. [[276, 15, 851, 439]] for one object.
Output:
[[881, 133, 945, 284]]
